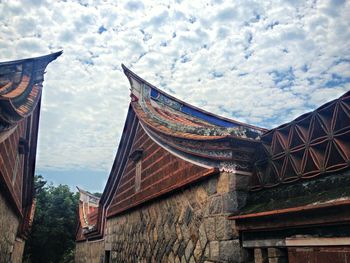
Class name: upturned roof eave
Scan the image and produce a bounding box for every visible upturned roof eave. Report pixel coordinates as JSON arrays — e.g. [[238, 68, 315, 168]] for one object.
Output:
[[121, 63, 267, 133], [0, 50, 63, 66]]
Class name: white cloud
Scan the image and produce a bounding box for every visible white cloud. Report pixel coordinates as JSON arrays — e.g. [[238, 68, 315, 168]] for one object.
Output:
[[0, 0, 349, 179]]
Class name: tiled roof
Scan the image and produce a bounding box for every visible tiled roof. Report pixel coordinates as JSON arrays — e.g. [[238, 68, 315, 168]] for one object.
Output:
[[122, 65, 266, 173], [77, 187, 100, 231], [0, 51, 62, 142], [77, 66, 350, 241]]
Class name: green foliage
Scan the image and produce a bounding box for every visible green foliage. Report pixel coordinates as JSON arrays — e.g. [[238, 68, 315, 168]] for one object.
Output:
[[93, 192, 102, 198], [23, 175, 79, 263]]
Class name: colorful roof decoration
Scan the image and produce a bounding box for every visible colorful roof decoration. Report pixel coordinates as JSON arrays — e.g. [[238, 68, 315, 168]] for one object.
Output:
[[122, 64, 266, 173], [77, 65, 350, 242], [77, 66, 267, 241], [77, 187, 100, 232], [251, 91, 350, 191], [0, 51, 62, 142], [0, 52, 61, 240]]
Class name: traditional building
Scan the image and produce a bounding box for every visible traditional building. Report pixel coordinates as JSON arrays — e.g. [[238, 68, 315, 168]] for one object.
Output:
[[0, 52, 61, 262], [75, 65, 350, 263]]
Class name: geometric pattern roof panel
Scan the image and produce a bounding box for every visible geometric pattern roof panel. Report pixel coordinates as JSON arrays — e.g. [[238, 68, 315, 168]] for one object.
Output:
[[251, 90, 350, 191]]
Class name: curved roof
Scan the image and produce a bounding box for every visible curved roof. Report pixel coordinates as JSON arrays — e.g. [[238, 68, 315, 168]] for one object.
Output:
[[0, 51, 62, 142], [77, 187, 100, 231], [78, 66, 267, 241], [122, 65, 266, 173]]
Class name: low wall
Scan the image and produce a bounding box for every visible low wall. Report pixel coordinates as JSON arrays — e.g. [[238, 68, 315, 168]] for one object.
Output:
[[75, 172, 251, 263], [12, 238, 26, 263], [106, 172, 250, 263], [0, 191, 21, 263], [75, 239, 104, 263]]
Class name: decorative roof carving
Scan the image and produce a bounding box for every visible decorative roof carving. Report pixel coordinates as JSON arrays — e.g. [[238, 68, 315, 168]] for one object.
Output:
[[122, 64, 266, 173], [0, 51, 62, 142]]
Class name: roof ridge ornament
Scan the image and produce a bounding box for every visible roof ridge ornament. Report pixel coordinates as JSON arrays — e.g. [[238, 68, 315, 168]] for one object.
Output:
[[0, 51, 62, 142], [121, 65, 263, 174]]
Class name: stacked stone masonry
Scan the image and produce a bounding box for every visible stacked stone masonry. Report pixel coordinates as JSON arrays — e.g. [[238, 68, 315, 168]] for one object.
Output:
[[106, 172, 248, 263], [0, 191, 23, 263], [75, 171, 252, 263], [75, 240, 104, 263]]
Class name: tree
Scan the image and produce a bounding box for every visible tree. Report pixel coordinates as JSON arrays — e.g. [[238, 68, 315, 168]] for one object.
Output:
[[23, 175, 79, 263]]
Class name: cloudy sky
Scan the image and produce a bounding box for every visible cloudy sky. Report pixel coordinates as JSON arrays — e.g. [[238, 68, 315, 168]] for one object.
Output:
[[1, 0, 349, 192]]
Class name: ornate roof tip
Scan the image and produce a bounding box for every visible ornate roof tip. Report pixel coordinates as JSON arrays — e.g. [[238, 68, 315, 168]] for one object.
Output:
[[77, 187, 101, 200], [0, 51, 62, 142], [51, 50, 63, 60], [121, 63, 131, 76], [0, 50, 63, 65]]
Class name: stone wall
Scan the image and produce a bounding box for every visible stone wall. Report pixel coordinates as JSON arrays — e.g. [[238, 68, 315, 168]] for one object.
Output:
[[103, 172, 251, 263], [0, 191, 20, 263], [12, 238, 26, 263], [75, 239, 105, 263]]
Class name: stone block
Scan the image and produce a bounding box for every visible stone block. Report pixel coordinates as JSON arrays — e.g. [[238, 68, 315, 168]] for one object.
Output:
[[215, 216, 233, 240], [173, 239, 180, 254], [204, 217, 216, 241], [178, 241, 186, 258], [193, 240, 202, 262], [185, 240, 194, 261], [217, 172, 230, 194], [195, 187, 208, 207], [219, 239, 242, 262], [198, 223, 208, 248], [0, 192, 20, 263], [208, 196, 223, 215], [204, 244, 210, 259], [176, 224, 183, 240], [168, 252, 175, 263], [222, 191, 247, 214], [181, 223, 191, 241], [184, 206, 193, 225], [209, 241, 219, 261], [229, 173, 251, 191], [205, 176, 217, 195]]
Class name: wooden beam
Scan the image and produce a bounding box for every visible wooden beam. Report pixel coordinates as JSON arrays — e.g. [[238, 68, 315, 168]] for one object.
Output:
[[286, 237, 350, 247], [243, 239, 286, 248]]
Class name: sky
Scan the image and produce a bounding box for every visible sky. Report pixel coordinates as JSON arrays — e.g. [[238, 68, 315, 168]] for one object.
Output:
[[0, 0, 349, 192]]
